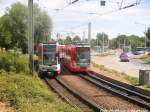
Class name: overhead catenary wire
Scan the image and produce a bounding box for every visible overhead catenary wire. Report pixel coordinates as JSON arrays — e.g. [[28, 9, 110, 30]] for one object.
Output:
[[39, 0, 150, 19], [36, 0, 150, 38], [55, 0, 150, 37], [54, 0, 80, 11]]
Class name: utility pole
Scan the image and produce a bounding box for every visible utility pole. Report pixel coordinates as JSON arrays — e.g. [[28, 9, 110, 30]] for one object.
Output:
[[82, 31, 85, 42], [124, 38, 126, 52], [108, 39, 109, 49], [28, 0, 34, 76], [102, 32, 104, 53], [118, 34, 120, 49], [88, 22, 91, 45], [97, 37, 100, 54]]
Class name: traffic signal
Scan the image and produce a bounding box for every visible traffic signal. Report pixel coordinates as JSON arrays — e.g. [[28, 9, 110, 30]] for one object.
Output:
[[100, 0, 106, 6]]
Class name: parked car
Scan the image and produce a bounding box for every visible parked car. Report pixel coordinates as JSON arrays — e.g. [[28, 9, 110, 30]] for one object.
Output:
[[132, 47, 148, 55], [120, 53, 129, 62]]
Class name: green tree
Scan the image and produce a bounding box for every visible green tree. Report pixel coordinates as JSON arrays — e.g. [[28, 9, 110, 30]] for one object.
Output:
[[128, 35, 146, 48], [33, 4, 52, 44], [109, 38, 118, 49], [146, 27, 150, 47], [0, 16, 12, 49], [109, 34, 146, 49], [1, 2, 28, 53], [72, 35, 81, 44], [116, 35, 130, 48], [0, 2, 52, 53], [96, 32, 109, 46], [64, 36, 72, 45], [58, 38, 64, 44], [90, 39, 97, 48]]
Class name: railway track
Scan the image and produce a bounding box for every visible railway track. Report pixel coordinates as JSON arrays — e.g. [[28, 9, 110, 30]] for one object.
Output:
[[44, 77, 104, 112], [80, 72, 150, 110]]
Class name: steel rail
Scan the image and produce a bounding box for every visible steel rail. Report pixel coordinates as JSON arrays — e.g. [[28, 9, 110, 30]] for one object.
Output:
[[55, 77, 104, 112], [89, 71, 150, 96], [44, 78, 82, 111], [88, 72, 150, 101], [44, 77, 104, 112], [80, 72, 150, 110]]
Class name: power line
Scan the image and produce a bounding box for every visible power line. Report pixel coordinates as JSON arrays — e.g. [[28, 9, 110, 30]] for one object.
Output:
[[69, 0, 80, 4], [119, 0, 150, 10], [54, 0, 80, 11], [55, 0, 150, 37], [43, 0, 150, 38]]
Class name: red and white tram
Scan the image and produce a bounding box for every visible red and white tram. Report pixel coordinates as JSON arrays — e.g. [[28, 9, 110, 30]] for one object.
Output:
[[37, 43, 61, 77], [61, 43, 91, 72]]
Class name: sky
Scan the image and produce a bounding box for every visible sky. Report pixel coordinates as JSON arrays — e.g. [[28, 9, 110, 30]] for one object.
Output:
[[0, 0, 150, 39]]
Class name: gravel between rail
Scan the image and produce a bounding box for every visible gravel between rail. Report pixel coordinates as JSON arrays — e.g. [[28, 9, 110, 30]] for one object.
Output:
[[59, 66, 147, 111], [44, 77, 103, 112], [81, 72, 150, 110]]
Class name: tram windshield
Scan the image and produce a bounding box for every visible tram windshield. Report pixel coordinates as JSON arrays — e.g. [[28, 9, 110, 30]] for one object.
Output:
[[43, 45, 57, 65], [76, 47, 90, 63]]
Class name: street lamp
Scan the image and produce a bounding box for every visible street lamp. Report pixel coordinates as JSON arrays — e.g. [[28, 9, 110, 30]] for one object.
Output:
[[135, 22, 149, 47]]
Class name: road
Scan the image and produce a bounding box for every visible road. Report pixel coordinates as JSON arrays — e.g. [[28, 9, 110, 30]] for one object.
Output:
[[91, 52, 150, 78]]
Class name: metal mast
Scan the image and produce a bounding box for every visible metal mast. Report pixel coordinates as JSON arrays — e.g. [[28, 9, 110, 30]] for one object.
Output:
[[28, 0, 34, 76]]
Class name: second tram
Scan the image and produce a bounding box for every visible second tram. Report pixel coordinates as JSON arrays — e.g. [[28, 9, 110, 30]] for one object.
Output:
[[62, 43, 90, 72]]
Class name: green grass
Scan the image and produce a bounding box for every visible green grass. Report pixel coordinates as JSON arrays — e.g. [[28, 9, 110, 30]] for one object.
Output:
[[146, 83, 150, 88], [0, 71, 78, 112], [124, 74, 139, 86], [141, 56, 150, 62], [0, 51, 79, 111], [92, 62, 139, 86]]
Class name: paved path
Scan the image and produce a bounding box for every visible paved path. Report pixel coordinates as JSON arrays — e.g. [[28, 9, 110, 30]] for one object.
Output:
[[91, 53, 150, 78]]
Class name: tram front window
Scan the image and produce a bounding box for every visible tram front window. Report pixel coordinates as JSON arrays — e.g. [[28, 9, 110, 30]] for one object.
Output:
[[43, 45, 57, 65], [43, 52, 57, 65], [76, 47, 90, 63]]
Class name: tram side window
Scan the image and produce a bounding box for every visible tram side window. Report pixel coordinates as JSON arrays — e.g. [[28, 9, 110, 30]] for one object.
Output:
[[66, 49, 71, 60]]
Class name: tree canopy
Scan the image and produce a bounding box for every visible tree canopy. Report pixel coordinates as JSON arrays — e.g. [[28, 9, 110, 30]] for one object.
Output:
[[0, 2, 28, 52], [33, 4, 52, 44], [96, 32, 109, 46], [109, 35, 146, 49], [64, 36, 72, 45], [72, 35, 81, 44], [146, 27, 150, 47], [0, 2, 52, 53], [90, 33, 146, 49]]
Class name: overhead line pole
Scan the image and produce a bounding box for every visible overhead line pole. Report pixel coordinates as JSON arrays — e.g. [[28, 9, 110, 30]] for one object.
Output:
[[102, 32, 104, 53], [119, 0, 124, 9], [88, 22, 91, 45], [28, 0, 34, 76]]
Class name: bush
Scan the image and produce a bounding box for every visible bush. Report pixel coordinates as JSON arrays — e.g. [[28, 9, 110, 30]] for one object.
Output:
[[0, 72, 78, 112], [0, 51, 29, 73]]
